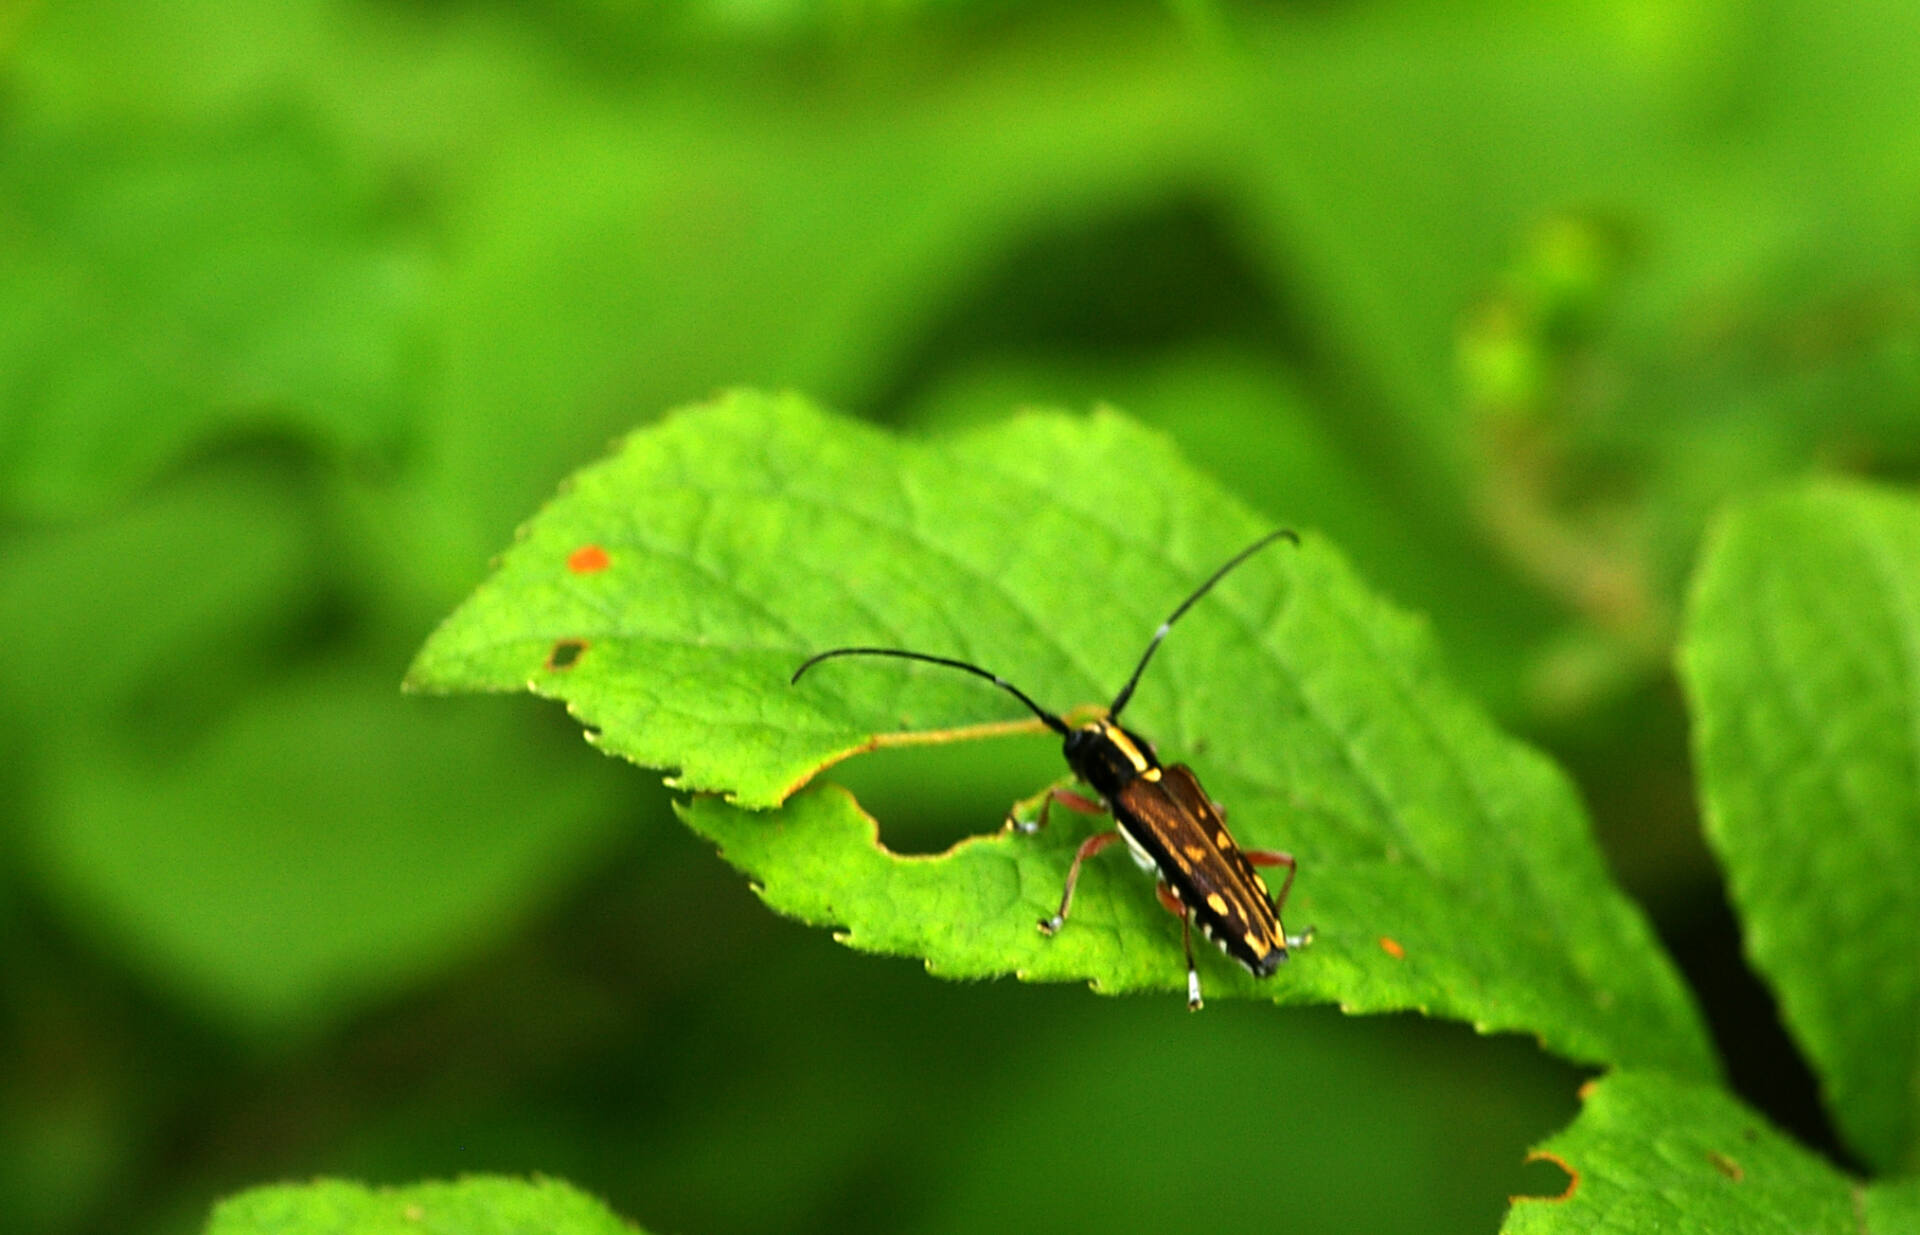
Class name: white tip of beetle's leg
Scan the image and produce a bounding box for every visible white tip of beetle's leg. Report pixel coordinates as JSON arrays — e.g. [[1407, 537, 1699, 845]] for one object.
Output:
[[1186, 968, 1203, 1011]]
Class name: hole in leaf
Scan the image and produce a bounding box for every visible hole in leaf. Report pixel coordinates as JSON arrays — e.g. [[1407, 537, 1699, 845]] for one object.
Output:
[[546, 639, 589, 671], [1511, 1150, 1577, 1203], [826, 730, 1063, 855]]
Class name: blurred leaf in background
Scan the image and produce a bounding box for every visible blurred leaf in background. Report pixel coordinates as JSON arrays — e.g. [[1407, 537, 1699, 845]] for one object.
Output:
[[3, 0, 1919, 1232], [1682, 483, 1920, 1176]]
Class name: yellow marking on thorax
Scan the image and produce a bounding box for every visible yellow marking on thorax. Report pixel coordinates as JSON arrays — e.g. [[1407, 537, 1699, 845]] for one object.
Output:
[[1094, 721, 1151, 774], [1246, 933, 1271, 957], [1205, 893, 1230, 916]]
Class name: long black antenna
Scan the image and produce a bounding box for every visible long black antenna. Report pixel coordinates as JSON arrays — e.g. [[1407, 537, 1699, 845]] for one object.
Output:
[[1108, 528, 1298, 719], [791, 646, 1072, 736]]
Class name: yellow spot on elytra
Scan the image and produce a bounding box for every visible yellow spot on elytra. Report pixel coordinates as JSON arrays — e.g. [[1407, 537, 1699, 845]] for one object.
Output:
[[1246, 933, 1270, 956], [1140, 766, 1161, 782], [1206, 893, 1229, 915], [1214, 830, 1231, 849], [1183, 844, 1207, 861], [1098, 722, 1151, 773]]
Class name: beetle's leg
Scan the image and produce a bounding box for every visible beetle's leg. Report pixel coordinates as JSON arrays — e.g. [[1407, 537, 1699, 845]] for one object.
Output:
[[1005, 788, 1041, 832], [1006, 781, 1103, 834], [1037, 829, 1121, 935], [1245, 849, 1297, 906], [1184, 913, 1202, 1010], [1150, 883, 1202, 1010], [1246, 849, 1314, 951]]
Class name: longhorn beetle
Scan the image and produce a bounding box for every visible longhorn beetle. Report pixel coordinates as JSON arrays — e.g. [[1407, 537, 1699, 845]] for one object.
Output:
[[790, 529, 1310, 1010]]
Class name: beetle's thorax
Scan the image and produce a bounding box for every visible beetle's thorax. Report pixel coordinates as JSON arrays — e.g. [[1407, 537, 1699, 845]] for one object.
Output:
[[1062, 717, 1160, 801]]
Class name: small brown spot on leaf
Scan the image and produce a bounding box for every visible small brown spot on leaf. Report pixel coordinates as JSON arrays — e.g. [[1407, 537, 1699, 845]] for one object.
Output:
[[1379, 935, 1406, 960], [568, 544, 611, 573], [546, 638, 589, 671], [1708, 1151, 1744, 1182]]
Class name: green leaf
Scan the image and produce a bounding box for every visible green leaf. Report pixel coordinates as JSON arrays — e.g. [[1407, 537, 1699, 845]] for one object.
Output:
[[411, 389, 1712, 1075], [28, 667, 628, 1033], [0, 109, 426, 517], [901, 346, 1559, 719], [203, 1176, 645, 1235], [1871, 1178, 1920, 1233], [1680, 481, 1920, 1173], [0, 466, 313, 723], [0, 457, 631, 1033], [1499, 1070, 1878, 1235]]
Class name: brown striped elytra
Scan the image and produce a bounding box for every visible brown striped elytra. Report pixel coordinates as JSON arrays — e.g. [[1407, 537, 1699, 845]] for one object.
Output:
[[792, 529, 1312, 1009]]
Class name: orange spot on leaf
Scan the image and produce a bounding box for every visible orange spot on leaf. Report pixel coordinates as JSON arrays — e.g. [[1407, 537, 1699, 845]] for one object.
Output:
[[1378, 935, 1406, 960], [1510, 1150, 1578, 1204], [568, 544, 611, 574], [1708, 1151, 1744, 1182], [546, 638, 589, 671]]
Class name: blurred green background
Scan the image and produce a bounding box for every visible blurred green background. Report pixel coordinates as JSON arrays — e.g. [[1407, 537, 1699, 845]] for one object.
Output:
[[5, 1, 1918, 1231]]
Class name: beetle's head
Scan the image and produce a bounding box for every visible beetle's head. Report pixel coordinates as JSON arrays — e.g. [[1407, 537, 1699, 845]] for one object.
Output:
[[1062, 717, 1155, 800]]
